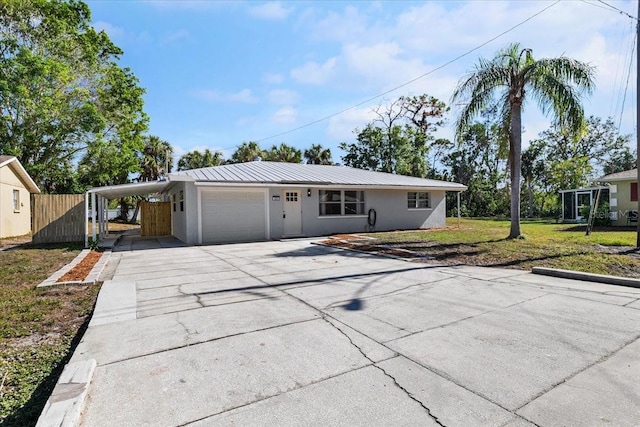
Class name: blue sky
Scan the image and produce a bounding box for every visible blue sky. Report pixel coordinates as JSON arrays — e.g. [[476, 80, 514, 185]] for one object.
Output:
[[88, 0, 638, 164]]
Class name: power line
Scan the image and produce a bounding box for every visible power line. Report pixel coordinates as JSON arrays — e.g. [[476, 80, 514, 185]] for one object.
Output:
[[594, 0, 638, 20], [230, 0, 562, 148]]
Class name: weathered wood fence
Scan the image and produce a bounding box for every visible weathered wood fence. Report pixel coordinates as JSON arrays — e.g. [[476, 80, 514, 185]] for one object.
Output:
[[32, 194, 85, 244], [140, 201, 171, 236]]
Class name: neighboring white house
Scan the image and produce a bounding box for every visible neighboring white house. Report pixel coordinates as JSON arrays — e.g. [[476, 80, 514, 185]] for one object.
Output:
[[0, 155, 40, 238], [87, 161, 467, 246]]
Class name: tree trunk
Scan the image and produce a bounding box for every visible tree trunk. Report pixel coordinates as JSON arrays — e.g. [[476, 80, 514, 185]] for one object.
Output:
[[528, 180, 533, 218], [509, 103, 523, 238]]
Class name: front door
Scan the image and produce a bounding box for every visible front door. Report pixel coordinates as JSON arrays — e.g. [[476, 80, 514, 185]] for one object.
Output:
[[283, 190, 302, 236]]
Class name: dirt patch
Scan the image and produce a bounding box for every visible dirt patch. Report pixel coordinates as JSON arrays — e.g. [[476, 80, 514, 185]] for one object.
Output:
[[322, 235, 425, 259], [56, 251, 103, 283]]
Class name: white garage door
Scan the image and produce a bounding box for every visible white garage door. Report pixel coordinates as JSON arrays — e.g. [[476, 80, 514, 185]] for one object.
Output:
[[201, 190, 267, 244]]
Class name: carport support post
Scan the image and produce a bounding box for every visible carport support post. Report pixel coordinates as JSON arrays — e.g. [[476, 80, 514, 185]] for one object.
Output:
[[91, 191, 97, 244], [457, 191, 461, 228], [84, 191, 89, 248]]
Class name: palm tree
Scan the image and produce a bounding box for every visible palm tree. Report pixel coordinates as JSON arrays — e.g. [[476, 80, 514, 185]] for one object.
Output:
[[231, 141, 264, 163], [304, 144, 333, 165], [265, 143, 302, 163], [177, 149, 224, 171], [140, 135, 173, 182], [452, 43, 595, 238]]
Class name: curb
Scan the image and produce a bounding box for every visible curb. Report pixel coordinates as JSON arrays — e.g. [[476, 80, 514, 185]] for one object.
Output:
[[532, 266, 640, 289], [38, 250, 111, 288], [35, 359, 96, 427]]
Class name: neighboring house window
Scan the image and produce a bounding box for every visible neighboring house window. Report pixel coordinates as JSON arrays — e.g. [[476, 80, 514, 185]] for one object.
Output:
[[408, 192, 430, 209], [179, 191, 184, 212], [632, 183, 638, 202], [319, 190, 365, 216], [13, 189, 20, 211]]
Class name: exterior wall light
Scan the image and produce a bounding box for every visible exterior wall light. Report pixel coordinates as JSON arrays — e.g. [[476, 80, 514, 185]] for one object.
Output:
[[307, 189, 312, 197]]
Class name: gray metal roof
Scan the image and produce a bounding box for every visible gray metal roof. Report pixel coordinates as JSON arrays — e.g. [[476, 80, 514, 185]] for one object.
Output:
[[597, 168, 637, 182], [170, 161, 467, 191]]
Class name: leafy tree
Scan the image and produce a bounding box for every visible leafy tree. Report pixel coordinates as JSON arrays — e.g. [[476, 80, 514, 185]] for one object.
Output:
[[177, 149, 224, 171], [452, 43, 595, 238], [0, 0, 148, 192], [230, 141, 264, 163], [264, 143, 302, 163], [304, 144, 333, 165], [443, 122, 509, 217], [603, 146, 636, 175], [521, 139, 547, 217], [339, 95, 447, 177], [139, 136, 173, 182]]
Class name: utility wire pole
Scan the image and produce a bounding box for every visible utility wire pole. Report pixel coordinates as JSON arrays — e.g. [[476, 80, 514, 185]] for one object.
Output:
[[637, 0, 640, 247]]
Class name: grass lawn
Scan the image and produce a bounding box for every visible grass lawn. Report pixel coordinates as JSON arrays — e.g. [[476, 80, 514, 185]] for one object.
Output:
[[0, 240, 100, 426], [366, 218, 640, 278]]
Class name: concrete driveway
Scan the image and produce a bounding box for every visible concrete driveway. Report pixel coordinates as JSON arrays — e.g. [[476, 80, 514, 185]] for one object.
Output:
[[67, 239, 640, 426]]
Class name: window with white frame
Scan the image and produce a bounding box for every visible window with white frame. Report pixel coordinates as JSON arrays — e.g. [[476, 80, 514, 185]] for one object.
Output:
[[407, 192, 430, 209], [13, 189, 20, 211], [319, 190, 365, 216]]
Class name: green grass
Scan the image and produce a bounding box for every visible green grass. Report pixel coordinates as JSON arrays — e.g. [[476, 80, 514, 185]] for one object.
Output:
[[368, 218, 640, 277], [0, 242, 100, 426]]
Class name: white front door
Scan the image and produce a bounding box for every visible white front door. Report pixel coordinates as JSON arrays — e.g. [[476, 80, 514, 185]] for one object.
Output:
[[283, 190, 302, 236]]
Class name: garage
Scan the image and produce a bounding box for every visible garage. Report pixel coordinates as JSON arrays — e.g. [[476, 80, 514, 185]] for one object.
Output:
[[200, 189, 268, 244]]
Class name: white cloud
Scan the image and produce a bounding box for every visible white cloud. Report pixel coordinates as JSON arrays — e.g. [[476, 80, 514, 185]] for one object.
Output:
[[162, 29, 191, 45], [268, 89, 299, 105], [291, 57, 337, 85], [93, 21, 125, 40], [93, 20, 151, 44], [248, 2, 293, 20], [326, 106, 377, 141], [228, 89, 259, 104], [193, 88, 258, 104], [263, 73, 285, 84], [272, 106, 298, 124]]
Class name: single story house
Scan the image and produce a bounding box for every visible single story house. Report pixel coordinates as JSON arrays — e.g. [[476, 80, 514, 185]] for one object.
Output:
[[87, 161, 466, 245], [560, 168, 638, 226], [0, 155, 40, 238]]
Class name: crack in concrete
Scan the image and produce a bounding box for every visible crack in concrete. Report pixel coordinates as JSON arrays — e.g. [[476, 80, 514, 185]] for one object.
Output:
[[383, 292, 550, 344], [512, 332, 640, 413], [322, 316, 446, 426]]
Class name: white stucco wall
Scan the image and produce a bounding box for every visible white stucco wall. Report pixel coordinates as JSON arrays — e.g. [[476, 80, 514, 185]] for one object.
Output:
[[180, 183, 449, 244], [168, 182, 199, 244], [0, 164, 32, 238]]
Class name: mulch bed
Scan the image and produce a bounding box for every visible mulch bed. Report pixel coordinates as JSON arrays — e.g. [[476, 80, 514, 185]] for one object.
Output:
[[56, 250, 103, 282]]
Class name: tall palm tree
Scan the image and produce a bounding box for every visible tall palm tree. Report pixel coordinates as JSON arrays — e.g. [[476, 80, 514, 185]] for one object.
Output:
[[140, 135, 173, 181], [177, 148, 224, 171], [265, 143, 302, 163], [304, 143, 333, 165], [231, 141, 264, 163], [452, 43, 595, 238]]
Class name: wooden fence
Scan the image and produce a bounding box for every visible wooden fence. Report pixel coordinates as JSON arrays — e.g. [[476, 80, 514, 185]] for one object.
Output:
[[140, 201, 171, 236], [32, 194, 85, 244]]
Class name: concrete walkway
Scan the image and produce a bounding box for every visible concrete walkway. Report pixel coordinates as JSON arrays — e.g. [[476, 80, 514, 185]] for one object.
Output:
[[63, 239, 640, 426]]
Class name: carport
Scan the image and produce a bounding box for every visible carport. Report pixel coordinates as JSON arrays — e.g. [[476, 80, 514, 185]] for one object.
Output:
[[85, 180, 171, 248]]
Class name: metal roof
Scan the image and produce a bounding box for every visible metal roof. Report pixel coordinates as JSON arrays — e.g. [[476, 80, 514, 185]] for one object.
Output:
[[87, 180, 172, 199], [597, 169, 637, 182], [0, 155, 40, 193], [170, 161, 467, 191]]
